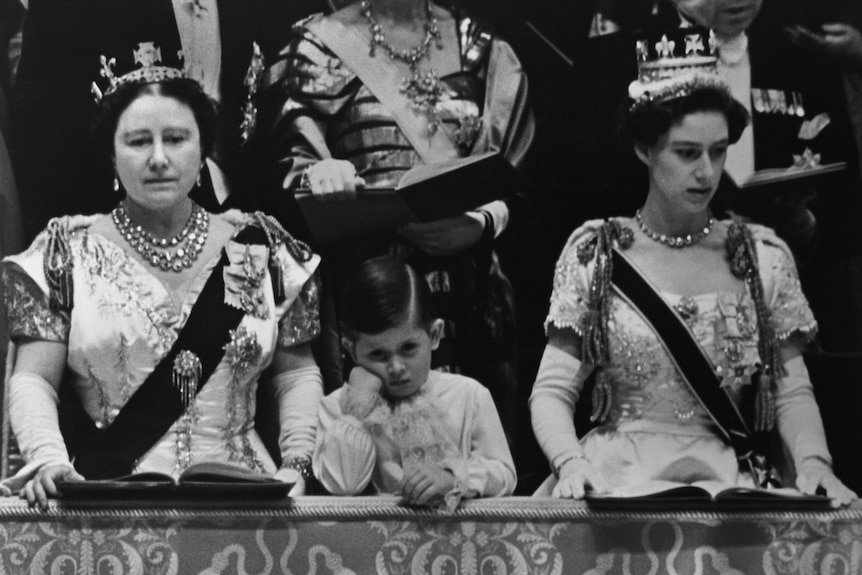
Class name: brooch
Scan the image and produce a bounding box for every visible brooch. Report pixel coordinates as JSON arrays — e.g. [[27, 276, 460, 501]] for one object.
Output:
[[224, 327, 262, 376], [224, 242, 270, 319], [172, 350, 202, 409]]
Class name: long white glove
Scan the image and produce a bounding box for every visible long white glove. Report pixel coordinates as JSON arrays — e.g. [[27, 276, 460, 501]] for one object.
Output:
[[3, 371, 73, 493], [271, 364, 323, 491]]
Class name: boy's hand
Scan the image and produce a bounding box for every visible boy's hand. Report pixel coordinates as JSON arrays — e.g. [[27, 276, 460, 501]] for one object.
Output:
[[347, 366, 384, 395], [401, 466, 456, 506], [340, 366, 385, 418]]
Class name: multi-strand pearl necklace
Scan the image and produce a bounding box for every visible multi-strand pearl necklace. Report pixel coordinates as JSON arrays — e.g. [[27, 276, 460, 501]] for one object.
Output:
[[635, 209, 715, 248], [112, 202, 209, 272]]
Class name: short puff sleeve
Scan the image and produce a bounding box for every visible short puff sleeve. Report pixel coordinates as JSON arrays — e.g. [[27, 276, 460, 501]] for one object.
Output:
[[751, 225, 818, 343], [545, 220, 605, 335]]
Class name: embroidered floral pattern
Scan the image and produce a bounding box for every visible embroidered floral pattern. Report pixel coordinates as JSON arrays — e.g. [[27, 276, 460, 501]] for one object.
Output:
[[80, 242, 177, 356], [279, 271, 321, 347], [1, 263, 69, 341], [223, 241, 270, 320], [545, 220, 820, 427]]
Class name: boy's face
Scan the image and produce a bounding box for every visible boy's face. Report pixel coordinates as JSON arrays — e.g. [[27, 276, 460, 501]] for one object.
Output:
[[346, 313, 444, 400]]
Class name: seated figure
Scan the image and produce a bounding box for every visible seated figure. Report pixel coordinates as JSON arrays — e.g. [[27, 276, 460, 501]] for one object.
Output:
[[313, 256, 516, 511], [1, 62, 323, 508], [529, 27, 856, 507]]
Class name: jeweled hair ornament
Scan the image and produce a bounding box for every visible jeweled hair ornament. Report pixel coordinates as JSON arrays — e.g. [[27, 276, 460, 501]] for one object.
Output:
[[627, 27, 731, 110], [90, 42, 188, 102]]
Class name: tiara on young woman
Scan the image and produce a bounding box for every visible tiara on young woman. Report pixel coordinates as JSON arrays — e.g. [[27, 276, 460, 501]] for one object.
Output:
[[90, 42, 187, 102], [627, 27, 728, 109]]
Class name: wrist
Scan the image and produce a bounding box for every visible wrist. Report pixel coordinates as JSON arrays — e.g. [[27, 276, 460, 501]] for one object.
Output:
[[281, 454, 313, 481], [553, 452, 588, 479]]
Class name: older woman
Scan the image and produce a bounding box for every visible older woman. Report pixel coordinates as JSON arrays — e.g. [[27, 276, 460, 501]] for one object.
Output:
[[529, 29, 855, 506], [265, 0, 533, 404], [1, 65, 323, 508]]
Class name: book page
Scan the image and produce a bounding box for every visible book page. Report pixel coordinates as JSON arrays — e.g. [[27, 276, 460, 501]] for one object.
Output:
[[179, 461, 278, 484]]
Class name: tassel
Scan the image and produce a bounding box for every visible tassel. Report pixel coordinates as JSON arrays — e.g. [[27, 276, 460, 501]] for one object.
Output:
[[269, 258, 285, 303], [754, 371, 775, 432], [44, 219, 74, 311], [590, 369, 612, 423]]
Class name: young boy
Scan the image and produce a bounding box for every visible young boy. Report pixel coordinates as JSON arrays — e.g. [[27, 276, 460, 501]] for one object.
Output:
[[313, 256, 516, 510]]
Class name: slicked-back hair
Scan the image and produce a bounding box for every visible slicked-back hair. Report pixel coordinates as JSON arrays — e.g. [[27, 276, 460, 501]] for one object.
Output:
[[340, 255, 437, 339]]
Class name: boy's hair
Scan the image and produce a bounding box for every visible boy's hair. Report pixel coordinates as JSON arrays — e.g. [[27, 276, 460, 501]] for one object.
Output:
[[340, 256, 437, 339]]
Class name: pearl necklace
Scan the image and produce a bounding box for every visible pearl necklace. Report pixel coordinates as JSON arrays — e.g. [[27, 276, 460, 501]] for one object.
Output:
[[360, 0, 444, 130], [113, 202, 209, 272], [635, 209, 715, 248]]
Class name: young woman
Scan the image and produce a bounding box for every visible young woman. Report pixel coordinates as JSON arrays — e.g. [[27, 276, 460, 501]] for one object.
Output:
[[529, 71, 856, 507], [2, 66, 323, 508]]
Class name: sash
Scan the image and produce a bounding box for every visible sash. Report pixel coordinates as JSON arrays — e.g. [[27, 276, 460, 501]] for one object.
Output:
[[306, 16, 460, 164], [65, 226, 269, 479], [609, 249, 775, 486]]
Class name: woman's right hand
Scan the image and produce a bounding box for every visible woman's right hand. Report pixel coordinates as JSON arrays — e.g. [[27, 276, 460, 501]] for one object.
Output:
[[22, 464, 84, 510], [552, 457, 609, 499], [302, 159, 365, 201]]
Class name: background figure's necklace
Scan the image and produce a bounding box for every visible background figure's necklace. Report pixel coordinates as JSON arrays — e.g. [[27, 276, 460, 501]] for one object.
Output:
[[113, 202, 209, 272], [360, 0, 445, 131], [635, 208, 715, 248]]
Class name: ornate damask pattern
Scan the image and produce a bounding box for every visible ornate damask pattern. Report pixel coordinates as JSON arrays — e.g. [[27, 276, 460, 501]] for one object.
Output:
[[0, 518, 178, 575], [0, 499, 860, 574]]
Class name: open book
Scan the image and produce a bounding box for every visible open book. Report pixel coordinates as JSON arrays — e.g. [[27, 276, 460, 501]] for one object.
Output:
[[56, 461, 292, 500], [295, 152, 525, 244], [585, 480, 830, 510]]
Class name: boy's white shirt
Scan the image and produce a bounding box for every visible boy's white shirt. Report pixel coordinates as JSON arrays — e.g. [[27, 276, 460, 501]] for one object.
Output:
[[313, 371, 516, 503]]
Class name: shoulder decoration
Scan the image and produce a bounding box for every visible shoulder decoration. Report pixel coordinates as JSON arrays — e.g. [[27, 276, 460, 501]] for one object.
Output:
[[252, 212, 313, 301], [577, 219, 633, 423], [240, 42, 265, 147], [43, 218, 75, 312], [726, 222, 782, 433]]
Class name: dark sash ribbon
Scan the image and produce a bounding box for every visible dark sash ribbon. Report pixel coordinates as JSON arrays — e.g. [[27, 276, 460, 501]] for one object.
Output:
[[610, 249, 775, 486], [63, 226, 269, 479]]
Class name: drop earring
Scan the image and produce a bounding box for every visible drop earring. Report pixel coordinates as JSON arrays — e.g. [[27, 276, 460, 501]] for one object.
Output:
[[196, 170, 202, 188], [113, 176, 120, 192]]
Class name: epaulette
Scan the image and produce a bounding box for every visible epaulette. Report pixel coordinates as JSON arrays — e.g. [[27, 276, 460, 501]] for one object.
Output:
[[250, 212, 314, 303]]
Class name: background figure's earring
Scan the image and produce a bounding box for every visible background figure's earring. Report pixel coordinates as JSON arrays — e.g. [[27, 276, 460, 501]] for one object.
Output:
[[113, 176, 120, 192]]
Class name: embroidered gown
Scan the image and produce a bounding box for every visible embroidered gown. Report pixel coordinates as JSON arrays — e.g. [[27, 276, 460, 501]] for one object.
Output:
[[266, 12, 533, 382], [1, 211, 321, 480], [533, 219, 830, 493]]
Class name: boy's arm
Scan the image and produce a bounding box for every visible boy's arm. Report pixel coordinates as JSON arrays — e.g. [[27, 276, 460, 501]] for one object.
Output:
[[312, 393, 377, 495], [443, 386, 517, 498]]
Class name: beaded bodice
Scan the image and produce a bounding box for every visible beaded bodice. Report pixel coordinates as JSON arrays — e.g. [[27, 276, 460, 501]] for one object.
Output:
[[546, 218, 817, 427]]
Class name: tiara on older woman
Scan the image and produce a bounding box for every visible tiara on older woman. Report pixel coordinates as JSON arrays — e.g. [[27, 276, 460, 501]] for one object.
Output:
[[627, 27, 729, 109], [90, 42, 188, 102]]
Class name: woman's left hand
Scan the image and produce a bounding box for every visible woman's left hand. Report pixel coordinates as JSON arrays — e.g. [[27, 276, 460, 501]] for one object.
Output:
[[398, 214, 485, 256], [796, 458, 857, 507]]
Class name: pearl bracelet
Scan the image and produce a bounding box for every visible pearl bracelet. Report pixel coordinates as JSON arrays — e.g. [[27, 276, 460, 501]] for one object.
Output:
[[553, 452, 588, 479]]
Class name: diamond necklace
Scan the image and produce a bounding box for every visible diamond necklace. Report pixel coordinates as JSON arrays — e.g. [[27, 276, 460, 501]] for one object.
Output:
[[113, 202, 209, 272], [360, 0, 444, 131], [635, 208, 715, 248]]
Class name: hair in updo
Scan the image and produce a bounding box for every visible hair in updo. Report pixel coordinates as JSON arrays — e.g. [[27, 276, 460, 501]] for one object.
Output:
[[621, 86, 750, 149], [91, 76, 219, 162], [340, 256, 437, 339]]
